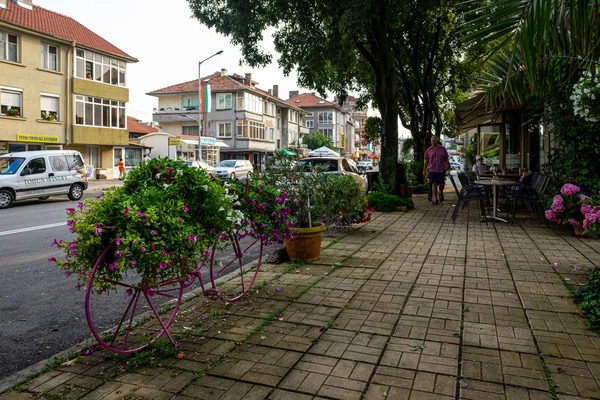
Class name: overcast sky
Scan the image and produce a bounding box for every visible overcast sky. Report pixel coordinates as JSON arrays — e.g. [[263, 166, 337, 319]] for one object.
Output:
[[35, 0, 310, 121]]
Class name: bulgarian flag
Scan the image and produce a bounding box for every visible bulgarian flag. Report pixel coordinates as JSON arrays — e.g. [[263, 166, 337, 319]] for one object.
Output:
[[200, 83, 211, 114]]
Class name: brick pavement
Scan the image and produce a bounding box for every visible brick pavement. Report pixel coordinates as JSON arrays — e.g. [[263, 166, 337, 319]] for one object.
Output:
[[3, 193, 600, 399]]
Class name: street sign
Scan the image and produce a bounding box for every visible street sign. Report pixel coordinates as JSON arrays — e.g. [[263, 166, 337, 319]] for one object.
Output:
[[200, 136, 216, 145], [169, 138, 181, 146]]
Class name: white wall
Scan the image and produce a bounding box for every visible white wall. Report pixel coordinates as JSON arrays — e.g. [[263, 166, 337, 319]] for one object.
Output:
[[139, 133, 177, 159]]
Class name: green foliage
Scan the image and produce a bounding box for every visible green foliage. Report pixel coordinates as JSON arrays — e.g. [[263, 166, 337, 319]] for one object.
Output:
[[461, 136, 477, 166], [303, 132, 333, 150], [401, 138, 414, 160], [321, 174, 371, 229], [406, 160, 425, 186], [573, 267, 600, 332], [362, 117, 381, 146], [367, 192, 414, 212]]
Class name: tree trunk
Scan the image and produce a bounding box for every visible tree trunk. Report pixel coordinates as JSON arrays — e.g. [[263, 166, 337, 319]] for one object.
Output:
[[412, 131, 426, 184]]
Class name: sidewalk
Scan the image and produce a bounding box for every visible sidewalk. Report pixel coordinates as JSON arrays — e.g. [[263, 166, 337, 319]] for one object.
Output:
[[86, 179, 124, 192], [3, 194, 600, 399]]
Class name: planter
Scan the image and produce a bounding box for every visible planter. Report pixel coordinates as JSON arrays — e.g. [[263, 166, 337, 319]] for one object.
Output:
[[285, 223, 326, 262], [573, 223, 591, 238]]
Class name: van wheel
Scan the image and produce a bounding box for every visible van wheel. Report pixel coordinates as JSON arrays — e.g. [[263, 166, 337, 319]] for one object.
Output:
[[68, 183, 84, 201], [0, 189, 14, 209], [230, 172, 236, 180], [38, 196, 50, 200]]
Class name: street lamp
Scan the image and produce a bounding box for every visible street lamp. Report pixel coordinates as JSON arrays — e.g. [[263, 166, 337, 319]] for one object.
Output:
[[198, 50, 224, 160]]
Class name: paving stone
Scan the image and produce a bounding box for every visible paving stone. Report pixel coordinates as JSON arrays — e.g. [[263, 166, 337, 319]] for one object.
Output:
[[295, 287, 355, 308], [199, 315, 265, 342], [181, 375, 271, 399], [545, 357, 600, 398], [334, 309, 398, 335], [527, 310, 594, 336], [246, 321, 322, 352], [328, 266, 374, 280], [280, 302, 342, 327], [308, 329, 387, 364], [381, 337, 459, 375], [463, 322, 537, 353]]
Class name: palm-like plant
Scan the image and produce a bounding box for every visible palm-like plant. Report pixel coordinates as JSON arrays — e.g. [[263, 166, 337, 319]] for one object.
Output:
[[460, 0, 600, 108]]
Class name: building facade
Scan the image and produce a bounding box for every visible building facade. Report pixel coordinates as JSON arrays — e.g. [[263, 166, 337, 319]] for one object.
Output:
[[0, 0, 137, 178], [286, 92, 355, 157], [148, 70, 306, 168]]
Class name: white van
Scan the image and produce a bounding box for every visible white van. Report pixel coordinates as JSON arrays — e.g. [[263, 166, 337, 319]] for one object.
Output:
[[0, 150, 88, 209]]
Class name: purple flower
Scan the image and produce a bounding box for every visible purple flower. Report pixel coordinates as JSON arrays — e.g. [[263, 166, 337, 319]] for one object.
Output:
[[95, 223, 103, 236], [183, 205, 189, 212], [551, 262, 558, 270], [140, 246, 146, 253], [551, 195, 565, 213], [568, 219, 581, 227], [109, 263, 117, 271], [115, 237, 123, 246], [545, 209, 560, 223], [131, 260, 137, 268], [571, 264, 581, 271], [66, 207, 76, 215], [201, 315, 207, 321], [150, 243, 156, 251], [115, 250, 123, 259], [51, 238, 59, 248], [258, 188, 264, 194], [188, 234, 196, 242], [48, 257, 57, 263], [275, 287, 284, 292], [77, 202, 84, 210], [162, 249, 167, 257], [95, 192, 103, 200], [561, 183, 580, 196], [126, 288, 134, 296], [150, 230, 158, 236], [159, 261, 166, 269], [312, 339, 319, 345], [63, 271, 71, 277], [124, 207, 130, 216]]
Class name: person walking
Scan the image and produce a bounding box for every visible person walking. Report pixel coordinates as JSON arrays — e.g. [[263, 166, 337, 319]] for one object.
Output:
[[423, 136, 449, 205], [144, 152, 151, 162], [118, 158, 125, 180]]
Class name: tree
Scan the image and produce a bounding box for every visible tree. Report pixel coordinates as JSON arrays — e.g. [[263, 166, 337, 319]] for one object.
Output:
[[187, 0, 476, 189], [361, 117, 382, 147], [303, 132, 333, 150]]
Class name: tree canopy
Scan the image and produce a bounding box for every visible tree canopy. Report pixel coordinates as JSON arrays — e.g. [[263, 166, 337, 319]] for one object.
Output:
[[303, 132, 333, 150]]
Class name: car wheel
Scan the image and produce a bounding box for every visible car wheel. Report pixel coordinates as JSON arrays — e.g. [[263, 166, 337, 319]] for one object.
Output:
[[230, 172, 236, 180], [68, 183, 84, 201], [38, 196, 50, 200], [0, 189, 14, 209]]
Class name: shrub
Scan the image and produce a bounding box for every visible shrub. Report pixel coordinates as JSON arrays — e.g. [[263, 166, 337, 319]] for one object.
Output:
[[573, 267, 600, 332], [367, 192, 414, 212]]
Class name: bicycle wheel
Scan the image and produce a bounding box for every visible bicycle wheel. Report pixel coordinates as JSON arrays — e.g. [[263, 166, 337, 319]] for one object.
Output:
[[200, 233, 264, 302], [85, 244, 185, 355]]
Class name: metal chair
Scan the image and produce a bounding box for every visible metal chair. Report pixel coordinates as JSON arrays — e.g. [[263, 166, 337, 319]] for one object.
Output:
[[508, 175, 550, 224], [449, 174, 488, 224]]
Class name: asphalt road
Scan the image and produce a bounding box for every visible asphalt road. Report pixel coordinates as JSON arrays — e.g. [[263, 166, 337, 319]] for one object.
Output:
[[0, 193, 278, 381]]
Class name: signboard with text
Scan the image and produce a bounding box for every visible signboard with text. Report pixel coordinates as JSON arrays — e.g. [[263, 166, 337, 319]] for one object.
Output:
[[169, 138, 181, 146], [200, 137, 216, 145], [16, 134, 59, 144]]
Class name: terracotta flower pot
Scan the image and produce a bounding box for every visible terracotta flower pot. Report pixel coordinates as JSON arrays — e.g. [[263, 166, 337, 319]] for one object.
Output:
[[573, 223, 591, 238], [285, 223, 326, 262]]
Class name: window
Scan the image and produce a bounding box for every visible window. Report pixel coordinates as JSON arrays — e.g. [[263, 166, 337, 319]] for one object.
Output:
[[217, 122, 232, 138], [23, 158, 46, 175], [41, 43, 58, 71], [318, 111, 334, 124], [305, 120, 314, 129], [236, 92, 262, 113], [236, 120, 266, 139], [74, 95, 126, 128], [319, 128, 333, 138], [217, 93, 232, 109], [305, 112, 314, 118], [0, 31, 18, 62], [182, 96, 198, 110], [125, 148, 142, 167], [182, 125, 199, 136], [74, 48, 126, 86], [1, 87, 22, 116], [263, 101, 275, 116], [269, 128, 274, 141], [40, 94, 59, 121]]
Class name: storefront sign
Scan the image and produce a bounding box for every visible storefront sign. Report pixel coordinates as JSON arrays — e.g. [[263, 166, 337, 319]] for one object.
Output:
[[16, 134, 59, 144], [200, 137, 216, 145], [169, 137, 181, 146]]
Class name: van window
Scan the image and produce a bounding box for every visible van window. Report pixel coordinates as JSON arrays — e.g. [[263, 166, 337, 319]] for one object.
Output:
[[0, 157, 25, 175], [50, 156, 68, 172], [24, 158, 46, 175], [66, 154, 84, 171]]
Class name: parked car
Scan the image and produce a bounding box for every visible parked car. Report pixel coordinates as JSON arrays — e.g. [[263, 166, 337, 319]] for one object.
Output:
[[185, 160, 216, 177], [215, 159, 254, 180], [296, 156, 367, 193], [0, 150, 88, 209], [357, 160, 374, 171]]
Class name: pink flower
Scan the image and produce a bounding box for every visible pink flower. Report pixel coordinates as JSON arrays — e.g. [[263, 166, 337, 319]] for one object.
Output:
[[48, 257, 57, 263], [115, 250, 123, 259], [140, 246, 146, 253], [581, 204, 593, 215], [551, 196, 565, 213], [131, 260, 137, 268], [545, 209, 559, 222], [568, 219, 581, 227], [77, 202, 84, 210], [159, 261, 167, 269], [561, 183, 580, 196], [124, 207, 130, 216], [187, 234, 196, 242], [109, 263, 117, 270], [126, 288, 134, 296], [66, 207, 76, 215], [95, 223, 103, 236], [150, 230, 158, 236], [571, 264, 581, 271], [183, 205, 189, 212], [115, 237, 123, 246], [150, 243, 156, 251], [551, 262, 558, 270]]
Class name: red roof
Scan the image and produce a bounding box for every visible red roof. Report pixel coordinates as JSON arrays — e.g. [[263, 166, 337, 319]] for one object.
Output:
[[127, 117, 158, 134], [0, 2, 137, 62], [147, 72, 303, 111], [286, 93, 341, 109]]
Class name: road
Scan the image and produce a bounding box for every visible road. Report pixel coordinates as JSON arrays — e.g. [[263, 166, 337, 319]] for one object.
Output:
[[0, 194, 277, 380]]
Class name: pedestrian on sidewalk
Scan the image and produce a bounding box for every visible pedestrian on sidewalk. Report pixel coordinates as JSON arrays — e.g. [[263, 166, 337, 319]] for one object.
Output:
[[118, 158, 125, 180], [144, 152, 152, 162], [423, 136, 449, 205]]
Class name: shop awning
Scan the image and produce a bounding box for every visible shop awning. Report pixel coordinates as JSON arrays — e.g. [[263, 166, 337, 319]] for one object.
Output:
[[180, 139, 198, 146], [308, 146, 340, 157]]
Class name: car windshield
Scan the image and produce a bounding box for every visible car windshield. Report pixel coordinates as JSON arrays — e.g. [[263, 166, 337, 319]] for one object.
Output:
[[217, 160, 236, 168], [296, 159, 338, 172], [0, 157, 25, 175]]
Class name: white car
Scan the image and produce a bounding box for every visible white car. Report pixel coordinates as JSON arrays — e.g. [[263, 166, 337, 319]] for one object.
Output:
[[296, 156, 367, 193], [215, 159, 254, 180], [185, 160, 216, 177], [357, 160, 374, 171], [0, 150, 88, 209]]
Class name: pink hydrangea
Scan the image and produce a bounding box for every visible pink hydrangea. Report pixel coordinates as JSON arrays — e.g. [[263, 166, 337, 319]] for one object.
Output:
[[551, 196, 565, 213], [581, 204, 593, 215], [561, 183, 580, 196], [545, 209, 560, 222], [568, 219, 581, 226]]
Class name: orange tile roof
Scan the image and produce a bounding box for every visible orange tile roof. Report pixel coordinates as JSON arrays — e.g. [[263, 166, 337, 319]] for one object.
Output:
[[0, 2, 137, 62], [127, 117, 158, 134], [147, 72, 304, 112], [285, 93, 341, 109]]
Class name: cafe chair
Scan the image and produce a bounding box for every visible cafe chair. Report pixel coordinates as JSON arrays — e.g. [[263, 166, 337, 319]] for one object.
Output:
[[507, 175, 550, 224], [449, 174, 488, 224]]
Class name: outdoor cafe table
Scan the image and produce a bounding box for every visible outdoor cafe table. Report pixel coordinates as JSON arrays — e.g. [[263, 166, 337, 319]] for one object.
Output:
[[478, 173, 520, 180], [474, 178, 516, 223]]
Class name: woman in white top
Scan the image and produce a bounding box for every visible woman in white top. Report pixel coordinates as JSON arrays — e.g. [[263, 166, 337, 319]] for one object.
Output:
[[472, 155, 486, 175]]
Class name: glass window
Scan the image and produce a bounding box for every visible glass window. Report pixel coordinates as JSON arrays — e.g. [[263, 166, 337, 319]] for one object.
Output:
[[85, 102, 93, 125], [74, 95, 127, 128], [237, 92, 244, 110], [40, 43, 58, 71], [182, 125, 199, 136], [75, 101, 83, 124], [74, 48, 127, 86], [478, 125, 501, 168], [305, 120, 314, 128], [40, 95, 59, 120], [182, 97, 199, 109], [125, 148, 142, 167], [49, 156, 68, 172], [217, 93, 232, 109], [0, 157, 25, 175], [0, 31, 19, 62], [318, 112, 334, 124], [24, 157, 46, 175], [217, 122, 232, 138], [1, 89, 22, 116]]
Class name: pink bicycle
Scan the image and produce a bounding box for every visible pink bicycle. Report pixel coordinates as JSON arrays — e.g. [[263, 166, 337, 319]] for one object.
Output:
[[84, 232, 264, 354]]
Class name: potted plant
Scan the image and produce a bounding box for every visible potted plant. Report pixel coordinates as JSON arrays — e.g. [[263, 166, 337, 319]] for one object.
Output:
[[5, 108, 19, 117], [41, 111, 56, 121], [545, 183, 596, 237]]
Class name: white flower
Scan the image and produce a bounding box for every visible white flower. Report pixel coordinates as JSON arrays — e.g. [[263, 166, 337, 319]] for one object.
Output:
[[201, 185, 209, 190], [219, 207, 224, 211], [163, 183, 169, 189], [155, 173, 161, 179]]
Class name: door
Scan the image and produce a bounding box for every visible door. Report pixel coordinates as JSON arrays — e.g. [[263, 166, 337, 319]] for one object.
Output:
[[16, 157, 56, 199], [113, 148, 124, 179]]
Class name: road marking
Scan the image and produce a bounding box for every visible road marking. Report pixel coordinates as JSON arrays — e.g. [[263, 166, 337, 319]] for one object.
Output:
[[0, 222, 67, 236]]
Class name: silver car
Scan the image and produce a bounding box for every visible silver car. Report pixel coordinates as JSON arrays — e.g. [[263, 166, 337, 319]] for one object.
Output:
[[185, 160, 216, 177], [215, 159, 254, 180]]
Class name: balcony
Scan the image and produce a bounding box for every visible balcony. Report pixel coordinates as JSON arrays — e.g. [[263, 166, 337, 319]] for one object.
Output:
[[152, 107, 204, 124]]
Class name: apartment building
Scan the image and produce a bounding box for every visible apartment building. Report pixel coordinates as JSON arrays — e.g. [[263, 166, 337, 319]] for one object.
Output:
[[286, 92, 355, 157], [335, 95, 368, 159], [0, 0, 137, 178], [147, 70, 307, 167]]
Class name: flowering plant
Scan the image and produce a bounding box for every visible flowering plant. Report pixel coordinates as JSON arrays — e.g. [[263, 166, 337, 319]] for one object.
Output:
[[581, 193, 600, 238], [228, 178, 294, 245], [545, 183, 584, 226], [5, 108, 19, 116], [571, 70, 600, 122], [50, 158, 238, 292]]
